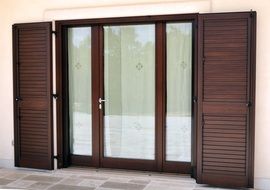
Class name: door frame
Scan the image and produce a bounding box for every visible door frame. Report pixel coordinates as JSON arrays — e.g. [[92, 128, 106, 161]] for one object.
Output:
[[55, 13, 198, 174]]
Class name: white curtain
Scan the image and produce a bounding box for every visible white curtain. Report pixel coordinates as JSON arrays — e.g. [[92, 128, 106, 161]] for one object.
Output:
[[68, 27, 92, 156], [166, 23, 192, 162]]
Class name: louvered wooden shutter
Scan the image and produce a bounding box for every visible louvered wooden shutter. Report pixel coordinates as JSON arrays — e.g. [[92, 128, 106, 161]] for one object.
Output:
[[13, 22, 53, 170], [197, 12, 256, 187]]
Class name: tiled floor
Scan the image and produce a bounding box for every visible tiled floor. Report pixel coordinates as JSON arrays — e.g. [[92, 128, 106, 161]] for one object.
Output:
[[0, 167, 251, 190]]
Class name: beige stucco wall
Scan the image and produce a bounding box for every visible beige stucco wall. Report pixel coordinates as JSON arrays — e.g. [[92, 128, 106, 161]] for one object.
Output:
[[0, 0, 270, 188]]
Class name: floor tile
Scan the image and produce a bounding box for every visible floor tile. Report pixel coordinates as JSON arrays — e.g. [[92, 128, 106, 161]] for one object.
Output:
[[78, 178, 105, 187], [193, 188, 221, 190], [150, 181, 195, 188], [0, 178, 13, 185], [0, 171, 13, 178], [100, 181, 145, 190], [28, 182, 52, 190], [4, 173, 27, 180], [108, 177, 131, 183], [48, 184, 95, 190], [145, 184, 193, 190], [81, 175, 109, 180], [6, 179, 36, 188], [60, 177, 84, 186], [22, 175, 62, 183], [129, 179, 150, 185], [0, 186, 24, 189]]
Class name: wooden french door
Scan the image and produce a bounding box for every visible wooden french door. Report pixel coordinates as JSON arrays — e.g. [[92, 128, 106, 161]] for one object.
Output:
[[100, 24, 157, 170], [57, 16, 196, 173], [99, 23, 194, 172], [65, 26, 100, 167]]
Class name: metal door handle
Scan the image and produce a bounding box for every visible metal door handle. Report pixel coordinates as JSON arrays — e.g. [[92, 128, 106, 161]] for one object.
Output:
[[193, 96, 197, 103], [99, 98, 106, 109], [99, 98, 106, 103]]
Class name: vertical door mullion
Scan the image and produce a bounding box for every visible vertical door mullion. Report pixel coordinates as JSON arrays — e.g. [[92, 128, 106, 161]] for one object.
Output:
[[191, 18, 198, 178], [63, 27, 70, 167], [156, 22, 166, 172], [92, 25, 101, 167], [99, 25, 105, 167]]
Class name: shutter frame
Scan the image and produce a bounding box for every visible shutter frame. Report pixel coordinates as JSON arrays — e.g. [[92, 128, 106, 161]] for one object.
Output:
[[197, 12, 256, 188], [13, 22, 53, 170]]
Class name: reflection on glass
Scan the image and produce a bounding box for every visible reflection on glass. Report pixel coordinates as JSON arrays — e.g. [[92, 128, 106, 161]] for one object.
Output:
[[166, 23, 192, 162], [68, 27, 92, 156], [104, 25, 155, 160]]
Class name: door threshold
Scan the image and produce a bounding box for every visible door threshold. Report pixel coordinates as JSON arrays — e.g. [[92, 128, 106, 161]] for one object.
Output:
[[66, 165, 191, 178]]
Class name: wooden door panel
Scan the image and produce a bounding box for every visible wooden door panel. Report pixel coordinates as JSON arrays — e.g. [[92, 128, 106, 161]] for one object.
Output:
[[13, 22, 53, 170]]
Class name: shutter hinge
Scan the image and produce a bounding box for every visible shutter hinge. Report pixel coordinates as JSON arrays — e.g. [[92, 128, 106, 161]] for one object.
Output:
[[52, 93, 59, 100], [193, 96, 198, 103], [202, 117, 205, 127], [202, 57, 206, 66], [246, 101, 252, 107], [53, 155, 59, 160], [52, 31, 57, 35], [202, 57, 206, 63], [250, 9, 254, 18]]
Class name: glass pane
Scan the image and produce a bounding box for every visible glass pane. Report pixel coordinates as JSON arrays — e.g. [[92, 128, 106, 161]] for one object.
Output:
[[104, 25, 155, 160], [68, 27, 92, 156], [166, 23, 192, 162]]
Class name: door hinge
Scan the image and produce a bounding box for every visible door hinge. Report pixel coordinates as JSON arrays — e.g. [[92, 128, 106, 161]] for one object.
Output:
[[193, 96, 198, 103], [52, 93, 58, 100], [52, 31, 57, 35]]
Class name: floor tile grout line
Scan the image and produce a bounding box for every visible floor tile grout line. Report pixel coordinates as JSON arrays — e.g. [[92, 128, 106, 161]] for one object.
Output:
[[4, 170, 37, 189], [142, 180, 154, 190], [43, 172, 71, 190]]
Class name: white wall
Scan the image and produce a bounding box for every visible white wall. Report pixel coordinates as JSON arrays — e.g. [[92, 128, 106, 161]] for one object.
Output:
[[0, 0, 270, 189]]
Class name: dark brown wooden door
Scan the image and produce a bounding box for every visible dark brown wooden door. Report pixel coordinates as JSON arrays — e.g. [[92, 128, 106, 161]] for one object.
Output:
[[13, 22, 53, 170], [197, 12, 256, 187]]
